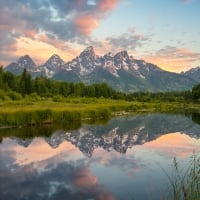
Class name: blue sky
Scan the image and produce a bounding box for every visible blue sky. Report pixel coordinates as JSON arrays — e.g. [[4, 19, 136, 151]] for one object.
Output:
[[0, 0, 199, 72]]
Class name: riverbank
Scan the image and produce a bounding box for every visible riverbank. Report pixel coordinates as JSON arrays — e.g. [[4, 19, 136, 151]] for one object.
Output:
[[0, 97, 199, 127]]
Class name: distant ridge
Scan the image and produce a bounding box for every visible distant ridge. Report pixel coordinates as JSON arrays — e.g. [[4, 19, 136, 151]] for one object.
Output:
[[181, 66, 200, 82]]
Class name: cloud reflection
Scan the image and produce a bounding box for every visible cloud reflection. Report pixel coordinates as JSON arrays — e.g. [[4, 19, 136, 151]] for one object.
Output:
[[0, 156, 115, 200], [142, 132, 200, 158]]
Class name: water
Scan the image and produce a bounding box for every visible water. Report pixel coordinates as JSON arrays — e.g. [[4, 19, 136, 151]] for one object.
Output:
[[0, 113, 200, 200]]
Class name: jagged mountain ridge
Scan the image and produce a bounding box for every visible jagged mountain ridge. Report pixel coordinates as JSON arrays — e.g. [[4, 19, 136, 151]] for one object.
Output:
[[4, 47, 197, 92]]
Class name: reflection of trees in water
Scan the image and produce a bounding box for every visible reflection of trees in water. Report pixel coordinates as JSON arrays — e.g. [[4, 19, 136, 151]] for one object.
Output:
[[0, 117, 109, 143], [0, 121, 82, 143], [192, 113, 200, 125]]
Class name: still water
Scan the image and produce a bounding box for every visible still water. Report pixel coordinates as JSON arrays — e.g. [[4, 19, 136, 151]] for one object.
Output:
[[0, 113, 200, 200]]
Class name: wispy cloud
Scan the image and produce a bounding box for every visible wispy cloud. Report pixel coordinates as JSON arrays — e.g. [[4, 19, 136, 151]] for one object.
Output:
[[144, 46, 200, 72], [105, 27, 149, 52]]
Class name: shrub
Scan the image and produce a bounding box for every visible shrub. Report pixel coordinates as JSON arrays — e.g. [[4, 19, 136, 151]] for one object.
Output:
[[6, 91, 22, 100]]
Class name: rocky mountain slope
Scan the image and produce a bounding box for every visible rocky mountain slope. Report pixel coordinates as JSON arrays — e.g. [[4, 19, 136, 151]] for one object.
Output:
[[182, 66, 200, 82], [4, 47, 197, 92]]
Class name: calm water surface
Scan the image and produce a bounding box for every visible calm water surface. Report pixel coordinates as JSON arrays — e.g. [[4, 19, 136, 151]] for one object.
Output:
[[0, 113, 200, 200]]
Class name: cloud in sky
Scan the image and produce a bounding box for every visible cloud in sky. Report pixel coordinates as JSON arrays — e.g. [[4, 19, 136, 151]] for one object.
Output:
[[144, 46, 200, 72], [105, 27, 149, 52], [0, 0, 119, 64], [0, 0, 119, 40]]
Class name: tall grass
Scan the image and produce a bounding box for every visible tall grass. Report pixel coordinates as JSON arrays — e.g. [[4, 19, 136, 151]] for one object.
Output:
[[0, 97, 193, 127], [0, 105, 112, 127], [164, 154, 200, 200]]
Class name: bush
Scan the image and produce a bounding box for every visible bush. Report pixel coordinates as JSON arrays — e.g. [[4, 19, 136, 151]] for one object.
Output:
[[53, 95, 64, 102], [0, 89, 7, 101], [29, 93, 41, 101], [6, 91, 22, 100]]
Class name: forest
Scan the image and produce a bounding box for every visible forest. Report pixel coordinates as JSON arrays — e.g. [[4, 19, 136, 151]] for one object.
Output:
[[0, 67, 200, 103]]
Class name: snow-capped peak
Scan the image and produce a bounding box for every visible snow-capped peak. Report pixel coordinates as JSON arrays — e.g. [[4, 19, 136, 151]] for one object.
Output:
[[114, 50, 129, 59], [17, 55, 37, 70], [80, 46, 95, 59], [18, 55, 34, 64], [46, 54, 63, 64]]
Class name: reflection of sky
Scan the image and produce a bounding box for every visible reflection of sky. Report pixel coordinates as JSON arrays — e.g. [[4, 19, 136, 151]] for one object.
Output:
[[141, 132, 200, 158], [0, 131, 200, 200]]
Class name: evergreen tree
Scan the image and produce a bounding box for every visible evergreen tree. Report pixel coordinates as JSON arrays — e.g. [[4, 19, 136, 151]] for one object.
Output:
[[192, 84, 200, 101], [19, 69, 32, 95], [0, 66, 3, 89]]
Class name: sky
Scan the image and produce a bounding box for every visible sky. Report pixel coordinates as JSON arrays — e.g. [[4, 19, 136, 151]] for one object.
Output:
[[0, 0, 200, 72]]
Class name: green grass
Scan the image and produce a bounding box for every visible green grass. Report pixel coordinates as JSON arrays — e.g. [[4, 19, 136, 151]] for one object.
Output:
[[0, 97, 199, 127]]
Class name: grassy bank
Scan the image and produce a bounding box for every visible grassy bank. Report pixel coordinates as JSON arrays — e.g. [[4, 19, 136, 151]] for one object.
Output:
[[0, 97, 198, 127]]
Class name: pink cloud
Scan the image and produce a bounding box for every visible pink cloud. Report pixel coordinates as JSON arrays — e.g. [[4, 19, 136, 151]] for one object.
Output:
[[98, 192, 116, 200], [23, 29, 37, 39], [74, 15, 99, 35], [144, 46, 200, 72], [73, 0, 119, 35], [98, 0, 119, 12], [143, 133, 200, 158]]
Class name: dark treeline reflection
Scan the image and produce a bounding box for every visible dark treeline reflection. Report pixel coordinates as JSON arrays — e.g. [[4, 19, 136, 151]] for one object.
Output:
[[191, 112, 200, 125], [0, 121, 81, 143], [0, 118, 110, 143]]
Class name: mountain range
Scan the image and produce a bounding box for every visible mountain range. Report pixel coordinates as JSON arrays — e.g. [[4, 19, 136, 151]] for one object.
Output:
[[4, 46, 199, 92]]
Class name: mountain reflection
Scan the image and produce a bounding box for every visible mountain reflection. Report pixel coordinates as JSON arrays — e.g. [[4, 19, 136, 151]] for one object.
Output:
[[1, 113, 200, 157]]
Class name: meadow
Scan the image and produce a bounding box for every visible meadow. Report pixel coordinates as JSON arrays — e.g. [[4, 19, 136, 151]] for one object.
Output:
[[0, 96, 198, 128]]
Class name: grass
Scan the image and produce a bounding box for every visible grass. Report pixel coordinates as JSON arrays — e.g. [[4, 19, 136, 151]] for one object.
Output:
[[0, 98, 126, 126], [164, 154, 200, 200], [0, 97, 198, 127]]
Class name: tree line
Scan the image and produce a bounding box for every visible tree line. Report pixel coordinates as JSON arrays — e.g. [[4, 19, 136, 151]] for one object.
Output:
[[0, 67, 125, 100], [1, 67, 200, 102]]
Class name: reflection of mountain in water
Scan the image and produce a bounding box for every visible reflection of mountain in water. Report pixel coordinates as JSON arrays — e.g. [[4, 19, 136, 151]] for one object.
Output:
[[11, 114, 200, 157]]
